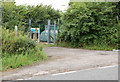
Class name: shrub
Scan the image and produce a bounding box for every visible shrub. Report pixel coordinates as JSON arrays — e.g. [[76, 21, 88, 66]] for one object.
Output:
[[2, 28, 37, 55], [2, 28, 46, 71]]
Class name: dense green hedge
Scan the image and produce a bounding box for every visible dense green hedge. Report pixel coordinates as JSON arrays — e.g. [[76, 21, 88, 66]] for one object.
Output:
[[60, 2, 120, 48]]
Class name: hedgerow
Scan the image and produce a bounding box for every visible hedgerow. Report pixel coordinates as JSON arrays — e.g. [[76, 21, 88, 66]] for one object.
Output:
[[60, 2, 120, 49]]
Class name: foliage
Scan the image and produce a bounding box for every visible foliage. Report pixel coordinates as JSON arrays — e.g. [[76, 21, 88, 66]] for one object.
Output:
[[2, 50, 46, 71], [2, 2, 61, 32], [60, 2, 120, 48], [2, 28, 37, 55], [58, 41, 116, 51], [2, 2, 28, 30], [2, 29, 47, 71]]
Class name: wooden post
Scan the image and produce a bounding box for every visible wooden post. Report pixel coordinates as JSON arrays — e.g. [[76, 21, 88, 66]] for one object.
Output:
[[54, 21, 56, 44], [38, 24, 41, 43], [56, 19, 60, 46], [47, 20, 50, 44], [15, 25, 17, 36]]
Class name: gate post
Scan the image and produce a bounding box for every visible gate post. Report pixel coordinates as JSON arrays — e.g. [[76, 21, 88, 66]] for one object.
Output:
[[54, 21, 56, 44], [47, 20, 50, 44], [29, 19, 32, 39], [56, 18, 60, 46]]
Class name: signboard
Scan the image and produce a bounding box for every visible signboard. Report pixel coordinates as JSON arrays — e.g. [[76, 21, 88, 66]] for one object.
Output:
[[35, 28, 37, 33], [31, 28, 39, 33]]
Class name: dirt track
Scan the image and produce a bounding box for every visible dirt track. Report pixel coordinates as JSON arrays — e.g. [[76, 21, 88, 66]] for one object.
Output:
[[0, 47, 118, 80]]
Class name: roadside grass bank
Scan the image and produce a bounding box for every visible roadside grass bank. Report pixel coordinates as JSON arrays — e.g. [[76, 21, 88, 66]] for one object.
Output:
[[58, 41, 117, 51], [1, 29, 47, 71], [2, 51, 46, 71], [37, 41, 117, 51]]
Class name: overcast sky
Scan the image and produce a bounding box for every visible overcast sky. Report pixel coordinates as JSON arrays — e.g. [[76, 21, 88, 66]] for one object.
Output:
[[15, 0, 70, 11]]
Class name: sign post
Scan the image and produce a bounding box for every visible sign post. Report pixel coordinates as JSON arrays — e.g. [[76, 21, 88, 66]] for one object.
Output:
[[38, 24, 41, 43]]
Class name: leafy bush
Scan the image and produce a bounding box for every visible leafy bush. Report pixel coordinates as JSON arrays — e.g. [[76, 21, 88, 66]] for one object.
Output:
[[2, 29, 37, 55], [2, 29, 46, 71], [60, 2, 119, 49]]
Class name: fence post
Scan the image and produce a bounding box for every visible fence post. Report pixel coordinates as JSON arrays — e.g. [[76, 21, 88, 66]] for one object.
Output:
[[15, 25, 17, 36], [48, 20, 50, 44], [29, 19, 32, 39], [38, 24, 41, 43], [56, 18, 59, 46], [54, 21, 56, 44]]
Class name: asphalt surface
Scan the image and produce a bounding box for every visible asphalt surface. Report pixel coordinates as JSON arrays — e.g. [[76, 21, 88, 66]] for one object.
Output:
[[30, 66, 118, 80], [1, 47, 118, 80]]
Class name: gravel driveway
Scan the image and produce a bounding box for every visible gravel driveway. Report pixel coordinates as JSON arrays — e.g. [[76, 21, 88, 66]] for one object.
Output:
[[0, 47, 118, 80]]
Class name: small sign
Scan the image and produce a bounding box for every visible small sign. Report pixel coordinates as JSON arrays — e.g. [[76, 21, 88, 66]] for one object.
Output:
[[31, 28, 39, 33], [35, 28, 37, 33]]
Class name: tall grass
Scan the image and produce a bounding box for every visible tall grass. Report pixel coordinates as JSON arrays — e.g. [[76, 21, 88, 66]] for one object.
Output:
[[2, 51, 47, 71]]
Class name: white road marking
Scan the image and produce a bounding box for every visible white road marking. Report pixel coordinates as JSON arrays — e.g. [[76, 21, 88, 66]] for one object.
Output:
[[98, 65, 118, 69], [52, 71, 77, 76], [52, 65, 118, 76]]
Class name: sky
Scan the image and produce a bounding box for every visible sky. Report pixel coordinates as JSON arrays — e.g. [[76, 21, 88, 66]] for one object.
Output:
[[15, 0, 70, 11]]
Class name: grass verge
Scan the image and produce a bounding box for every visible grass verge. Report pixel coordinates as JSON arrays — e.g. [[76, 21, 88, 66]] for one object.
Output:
[[37, 42, 56, 47], [58, 41, 117, 51], [2, 51, 47, 71]]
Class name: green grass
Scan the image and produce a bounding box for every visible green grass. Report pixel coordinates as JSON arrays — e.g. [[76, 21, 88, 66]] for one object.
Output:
[[83, 44, 117, 51], [58, 42, 117, 51], [37, 42, 56, 47], [2, 51, 47, 71]]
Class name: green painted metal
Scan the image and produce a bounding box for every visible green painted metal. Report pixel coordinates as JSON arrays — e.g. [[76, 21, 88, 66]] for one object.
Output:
[[40, 25, 57, 42]]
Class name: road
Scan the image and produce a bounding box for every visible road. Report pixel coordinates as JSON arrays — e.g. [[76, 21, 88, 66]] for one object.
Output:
[[1, 47, 118, 80], [29, 65, 118, 80]]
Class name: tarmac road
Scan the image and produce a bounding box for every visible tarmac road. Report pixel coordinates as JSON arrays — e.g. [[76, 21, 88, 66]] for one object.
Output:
[[30, 65, 118, 80], [1, 47, 118, 80]]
